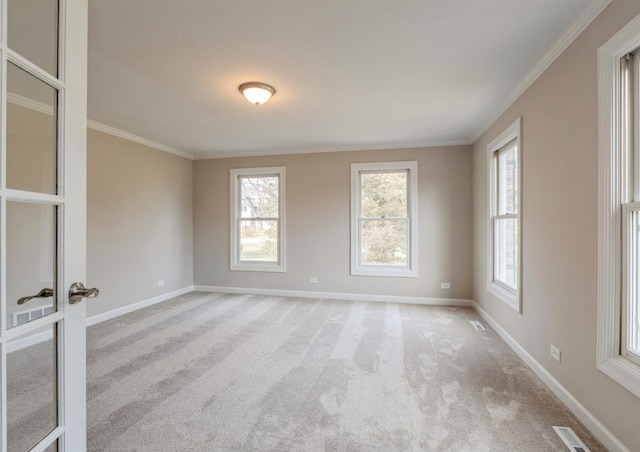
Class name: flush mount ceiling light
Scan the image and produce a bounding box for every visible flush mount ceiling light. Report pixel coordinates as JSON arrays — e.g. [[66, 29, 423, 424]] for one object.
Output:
[[238, 81, 276, 105]]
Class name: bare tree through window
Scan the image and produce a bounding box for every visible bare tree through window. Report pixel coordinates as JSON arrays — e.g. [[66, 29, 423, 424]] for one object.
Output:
[[239, 176, 279, 262], [360, 171, 408, 266]]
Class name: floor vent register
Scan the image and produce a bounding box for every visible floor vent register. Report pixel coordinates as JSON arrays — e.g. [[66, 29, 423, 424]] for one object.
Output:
[[553, 426, 590, 452]]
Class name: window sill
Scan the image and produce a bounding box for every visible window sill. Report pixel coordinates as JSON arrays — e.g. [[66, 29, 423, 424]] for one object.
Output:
[[487, 282, 520, 312], [231, 262, 285, 273], [351, 267, 417, 278], [598, 355, 640, 399]]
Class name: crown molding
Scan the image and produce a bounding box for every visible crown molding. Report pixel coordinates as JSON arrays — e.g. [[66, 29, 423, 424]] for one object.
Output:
[[7, 92, 54, 115], [470, 0, 612, 143], [87, 121, 194, 160], [7, 92, 194, 159], [193, 139, 472, 160]]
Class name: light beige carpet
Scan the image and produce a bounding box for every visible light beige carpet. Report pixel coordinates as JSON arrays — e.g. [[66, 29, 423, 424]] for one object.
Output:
[[8, 291, 605, 451], [84, 292, 604, 451]]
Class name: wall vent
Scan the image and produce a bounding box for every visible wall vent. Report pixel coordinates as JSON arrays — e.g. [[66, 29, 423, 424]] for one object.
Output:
[[553, 426, 590, 452], [12, 305, 54, 327], [470, 320, 486, 331]]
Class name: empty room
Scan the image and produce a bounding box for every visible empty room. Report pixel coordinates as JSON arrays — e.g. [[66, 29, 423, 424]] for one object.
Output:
[[3, 0, 640, 451]]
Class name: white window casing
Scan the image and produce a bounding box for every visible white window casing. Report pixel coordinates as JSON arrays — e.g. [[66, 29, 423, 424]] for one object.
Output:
[[597, 11, 640, 399], [350, 161, 418, 278], [487, 117, 522, 312], [230, 166, 285, 272]]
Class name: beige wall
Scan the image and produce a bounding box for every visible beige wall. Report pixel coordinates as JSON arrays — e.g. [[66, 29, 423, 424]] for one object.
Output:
[[5, 106, 194, 325], [87, 130, 193, 318], [194, 146, 472, 300], [472, 1, 640, 450]]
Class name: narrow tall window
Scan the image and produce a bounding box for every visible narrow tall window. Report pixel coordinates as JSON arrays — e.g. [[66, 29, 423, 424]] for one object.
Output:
[[487, 118, 521, 311], [597, 12, 640, 398], [351, 161, 418, 277], [230, 167, 285, 272], [621, 50, 640, 366], [494, 140, 519, 290]]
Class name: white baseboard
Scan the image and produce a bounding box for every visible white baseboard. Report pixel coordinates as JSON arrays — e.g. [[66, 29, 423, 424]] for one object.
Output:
[[473, 302, 628, 452], [86, 286, 194, 327], [193, 285, 474, 307]]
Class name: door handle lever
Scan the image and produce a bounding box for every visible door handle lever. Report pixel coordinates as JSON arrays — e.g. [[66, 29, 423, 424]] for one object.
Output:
[[69, 282, 100, 304], [17, 288, 54, 305]]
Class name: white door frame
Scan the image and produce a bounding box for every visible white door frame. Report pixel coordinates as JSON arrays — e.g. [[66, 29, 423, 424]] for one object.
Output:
[[0, 0, 88, 450]]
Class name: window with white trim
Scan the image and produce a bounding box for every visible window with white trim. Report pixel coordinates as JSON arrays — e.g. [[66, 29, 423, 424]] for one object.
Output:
[[598, 11, 640, 399], [230, 167, 285, 272], [622, 49, 640, 368], [350, 161, 418, 277], [487, 118, 521, 311]]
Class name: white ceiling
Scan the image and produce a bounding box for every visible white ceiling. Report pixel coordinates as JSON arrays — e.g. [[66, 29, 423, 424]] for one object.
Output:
[[87, 0, 600, 158]]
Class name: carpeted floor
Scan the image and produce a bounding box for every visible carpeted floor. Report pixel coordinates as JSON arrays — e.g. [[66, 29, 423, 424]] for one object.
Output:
[[10, 291, 606, 451], [85, 292, 605, 451]]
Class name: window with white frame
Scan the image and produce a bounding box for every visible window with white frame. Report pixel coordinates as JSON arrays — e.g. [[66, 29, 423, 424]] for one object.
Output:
[[598, 12, 640, 399], [350, 161, 418, 277], [487, 118, 521, 311], [622, 49, 640, 369], [230, 167, 285, 272]]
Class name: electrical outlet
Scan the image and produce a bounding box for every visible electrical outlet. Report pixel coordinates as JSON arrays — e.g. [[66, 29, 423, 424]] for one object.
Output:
[[158, 280, 165, 287], [550, 344, 561, 362], [441, 283, 451, 289], [309, 277, 318, 284]]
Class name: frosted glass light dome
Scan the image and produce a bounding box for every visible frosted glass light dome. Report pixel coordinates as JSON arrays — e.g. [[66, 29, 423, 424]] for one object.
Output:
[[238, 82, 276, 105]]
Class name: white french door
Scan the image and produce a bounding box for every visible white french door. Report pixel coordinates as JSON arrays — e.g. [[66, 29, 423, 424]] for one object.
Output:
[[0, 0, 89, 451]]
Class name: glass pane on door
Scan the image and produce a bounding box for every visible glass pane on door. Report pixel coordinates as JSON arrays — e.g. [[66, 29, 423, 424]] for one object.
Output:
[[6, 62, 58, 195], [6, 202, 57, 330], [7, 0, 59, 76], [44, 440, 59, 451], [6, 324, 58, 451]]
